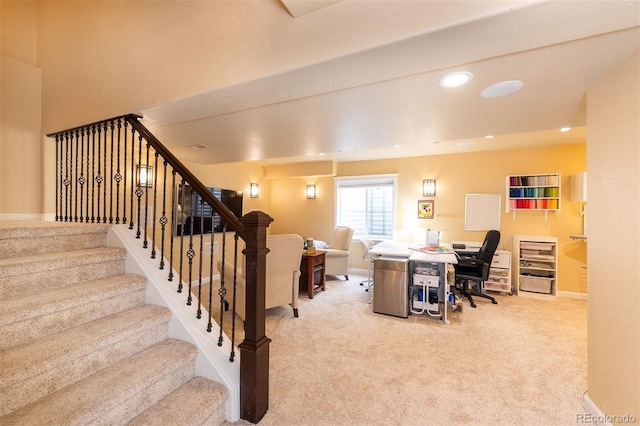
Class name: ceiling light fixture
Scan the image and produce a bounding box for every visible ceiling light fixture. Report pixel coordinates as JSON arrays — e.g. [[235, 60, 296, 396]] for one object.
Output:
[[188, 144, 209, 149], [481, 80, 524, 98], [560, 127, 571, 132], [439, 71, 473, 88], [485, 135, 494, 139]]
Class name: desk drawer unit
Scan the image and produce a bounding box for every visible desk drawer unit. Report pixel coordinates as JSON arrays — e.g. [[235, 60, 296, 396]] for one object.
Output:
[[484, 250, 512, 294]]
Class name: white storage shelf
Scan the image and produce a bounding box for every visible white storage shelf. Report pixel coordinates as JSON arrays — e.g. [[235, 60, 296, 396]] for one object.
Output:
[[514, 236, 558, 300]]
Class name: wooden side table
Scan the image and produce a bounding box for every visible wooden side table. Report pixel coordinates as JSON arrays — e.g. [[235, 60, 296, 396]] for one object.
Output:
[[299, 250, 326, 299]]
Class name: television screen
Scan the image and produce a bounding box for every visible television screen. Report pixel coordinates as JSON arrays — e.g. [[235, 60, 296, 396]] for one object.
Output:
[[175, 184, 243, 236]]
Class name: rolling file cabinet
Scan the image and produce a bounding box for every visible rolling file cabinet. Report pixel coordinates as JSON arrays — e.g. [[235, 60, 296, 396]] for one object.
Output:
[[484, 251, 512, 294]]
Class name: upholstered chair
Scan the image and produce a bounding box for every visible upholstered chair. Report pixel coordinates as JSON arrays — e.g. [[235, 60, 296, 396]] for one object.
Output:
[[218, 234, 304, 320], [321, 226, 354, 280]]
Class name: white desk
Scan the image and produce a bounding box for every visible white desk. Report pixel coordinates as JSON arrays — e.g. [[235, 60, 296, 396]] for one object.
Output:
[[368, 241, 458, 323], [368, 240, 458, 264]]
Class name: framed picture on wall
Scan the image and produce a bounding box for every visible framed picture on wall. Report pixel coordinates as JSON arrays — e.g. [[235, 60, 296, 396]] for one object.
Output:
[[418, 199, 435, 219]]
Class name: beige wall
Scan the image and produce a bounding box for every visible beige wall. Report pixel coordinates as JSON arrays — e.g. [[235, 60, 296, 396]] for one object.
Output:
[[269, 143, 587, 295], [1, 1, 42, 218], [586, 50, 639, 420], [33, 1, 511, 135]]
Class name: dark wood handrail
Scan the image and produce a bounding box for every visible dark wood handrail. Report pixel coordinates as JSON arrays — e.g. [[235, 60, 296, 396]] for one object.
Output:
[[48, 114, 271, 423], [124, 116, 248, 241]]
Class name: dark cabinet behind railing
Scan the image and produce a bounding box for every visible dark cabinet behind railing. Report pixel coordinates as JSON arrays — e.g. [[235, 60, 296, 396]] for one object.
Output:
[[47, 114, 270, 423]]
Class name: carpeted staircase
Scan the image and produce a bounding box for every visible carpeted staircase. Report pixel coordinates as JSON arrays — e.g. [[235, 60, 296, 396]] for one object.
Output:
[[0, 221, 228, 425]]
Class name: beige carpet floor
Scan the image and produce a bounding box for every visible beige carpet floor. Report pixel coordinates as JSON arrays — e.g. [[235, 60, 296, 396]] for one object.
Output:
[[196, 272, 588, 426]]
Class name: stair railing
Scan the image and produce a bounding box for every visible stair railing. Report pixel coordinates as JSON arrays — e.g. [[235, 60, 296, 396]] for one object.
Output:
[[47, 114, 271, 423]]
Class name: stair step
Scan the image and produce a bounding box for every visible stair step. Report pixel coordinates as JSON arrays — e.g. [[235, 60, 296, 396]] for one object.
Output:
[[0, 221, 110, 259], [0, 338, 198, 426], [129, 376, 228, 426], [0, 304, 172, 416], [0, 273, 148, 349], [0, 247, 127, 299]]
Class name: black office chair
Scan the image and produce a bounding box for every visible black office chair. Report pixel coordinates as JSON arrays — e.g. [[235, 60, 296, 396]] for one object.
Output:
[[453, 230, 500, 308]]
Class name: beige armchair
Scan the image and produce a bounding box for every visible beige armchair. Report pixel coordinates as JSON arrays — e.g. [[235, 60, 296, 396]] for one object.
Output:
[[218, 234, 304, 320], [321, 226, 354, 280]]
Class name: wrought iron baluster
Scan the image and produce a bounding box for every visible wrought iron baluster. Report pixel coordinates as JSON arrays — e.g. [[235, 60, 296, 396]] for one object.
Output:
[[108, 120, 115, 224], [85, 127, 91, 222], [135, 134, 143, 239], [177, 178, 186, 293], [114, 119, 123, 224], [142, 142, 151, 248], [168, 170, 177, 281], [73, 129, 78, 222], [129, 126, 136, 229], [217, 226, 227, 347], [63, 132, 70, 222], [207, 217, 215, 333], [122, 120, 129, 225], [159, 160, 168, 270], [78, 129, 86, 222], [102, 122, 108, 223], [196, 202, 205, 319], [55, 134, 61, 221], [229, 230, 238, 362], [150, 151, 159, 260], [186, 203, 195, 306], [90, 125, 96, 223], [95, 124, 103, 222]]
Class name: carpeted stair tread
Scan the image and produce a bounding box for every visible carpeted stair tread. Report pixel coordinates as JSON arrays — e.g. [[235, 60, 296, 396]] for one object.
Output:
[[128, 376, 229, 426], [0, 304, 172, 389], [0, 221, 110, 240], [0, 246, 127, 278], [0, 247, 128, 299], [0, 338, 198, 426], [0, 222, 110, 259], [0, 274, 148, 349], [0, 273, 147, 326]]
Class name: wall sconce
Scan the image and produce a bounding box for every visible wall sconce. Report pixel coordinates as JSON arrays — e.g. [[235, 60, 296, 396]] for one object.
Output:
[[306, 184, 316, 199], [137, 165, 153, 188], [250, 183, 259, 198], [423, 179, 436, 197]]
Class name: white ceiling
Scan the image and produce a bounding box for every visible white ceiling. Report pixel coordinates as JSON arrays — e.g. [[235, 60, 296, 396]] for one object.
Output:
[[139, 0, 640, 166]]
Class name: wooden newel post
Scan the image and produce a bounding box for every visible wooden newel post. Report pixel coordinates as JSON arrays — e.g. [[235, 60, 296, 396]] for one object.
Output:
[[238, 211, 273, 424]]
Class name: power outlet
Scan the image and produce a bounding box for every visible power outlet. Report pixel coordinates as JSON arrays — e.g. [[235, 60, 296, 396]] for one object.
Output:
[[204, 241, 219, 255]]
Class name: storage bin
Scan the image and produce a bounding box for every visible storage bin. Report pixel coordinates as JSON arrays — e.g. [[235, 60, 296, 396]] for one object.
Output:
[[520, 242, 553, 251], [520, 276, 553, 294]]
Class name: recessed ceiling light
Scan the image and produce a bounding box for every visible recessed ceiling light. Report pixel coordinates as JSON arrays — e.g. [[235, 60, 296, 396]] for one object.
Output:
[[485, 135, 494, 139], [393, 145, 401, 148], [319, 152, 325, 156], [457, 141, 474, 147], [560, 127, 571, 132], [481, 80, 524, 98], [439, 71, 473, 88]]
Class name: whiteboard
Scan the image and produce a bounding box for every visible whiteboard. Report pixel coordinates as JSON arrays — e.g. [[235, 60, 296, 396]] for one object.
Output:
[[465, 193, 501, 231]]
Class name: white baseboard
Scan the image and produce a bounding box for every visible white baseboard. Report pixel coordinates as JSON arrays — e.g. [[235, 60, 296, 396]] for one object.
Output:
[[582, 392, 612, 426]]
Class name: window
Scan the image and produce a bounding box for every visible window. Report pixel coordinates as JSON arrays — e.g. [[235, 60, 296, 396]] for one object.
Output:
[[336, 175, 396, 240]]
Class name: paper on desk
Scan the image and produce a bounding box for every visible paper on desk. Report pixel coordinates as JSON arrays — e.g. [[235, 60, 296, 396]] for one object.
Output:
[[409, 246, 458, 255]]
